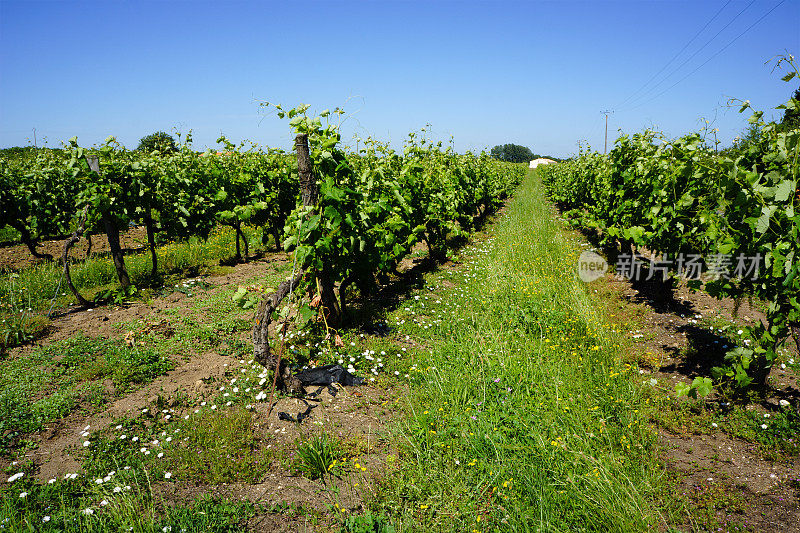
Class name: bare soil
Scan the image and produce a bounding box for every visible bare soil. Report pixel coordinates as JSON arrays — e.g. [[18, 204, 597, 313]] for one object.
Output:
[[0, 226, 150, 271], [41, 258, 278, 345], [2, 249, 401, 529], [153, 382, 397, 525], [591, 270, 800, 532]]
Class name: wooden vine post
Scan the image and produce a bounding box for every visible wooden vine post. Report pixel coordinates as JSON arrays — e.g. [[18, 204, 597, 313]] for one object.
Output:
[[251, 133, 337, 393], [101, 214, 131, 290], [295, 133, 318, 206], [294, 133, 340, 326]]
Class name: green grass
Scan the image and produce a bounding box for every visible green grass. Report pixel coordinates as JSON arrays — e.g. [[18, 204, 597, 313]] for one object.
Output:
[[342, 510, 396, 533], [79, 406, 276, 485], [1, 402, 278, 529], [293, 433, 344, 480], [0, 334, 174, 455], [54, 335, 174, 388], [159, 407, 275, 484], [370, 171, 664, 531], [0, 273, 51, 352], [1, 466, 260, 532]]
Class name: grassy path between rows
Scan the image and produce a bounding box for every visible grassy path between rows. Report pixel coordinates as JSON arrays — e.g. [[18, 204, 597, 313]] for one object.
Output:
[[1, 171, 669, 532], [372, 171, 663, 531]]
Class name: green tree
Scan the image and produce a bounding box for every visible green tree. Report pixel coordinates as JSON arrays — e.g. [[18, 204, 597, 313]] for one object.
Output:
[[136, 131, 177, 153], [720, 123, 763, 157], [779, 87, 800, 131], [490, 143, 534, 163]]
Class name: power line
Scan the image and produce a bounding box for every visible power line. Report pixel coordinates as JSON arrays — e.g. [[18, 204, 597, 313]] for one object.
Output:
[[618, 0, 757, 112], [627, 0, 787, 112], [614, 0, 732, 111], [586, 114, 603, 149], [576, 113, 603, 151]]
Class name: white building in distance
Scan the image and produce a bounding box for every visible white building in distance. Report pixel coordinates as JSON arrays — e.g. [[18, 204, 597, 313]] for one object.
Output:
[[529, 158, 557, 169]]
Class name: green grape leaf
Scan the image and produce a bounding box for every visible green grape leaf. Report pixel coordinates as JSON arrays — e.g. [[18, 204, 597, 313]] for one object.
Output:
[[775, 180, 795, 203], [675, 382, 691, 398], [691, 377, 713, 398]]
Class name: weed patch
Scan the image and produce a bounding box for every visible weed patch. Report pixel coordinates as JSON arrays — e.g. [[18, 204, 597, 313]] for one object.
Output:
[[160, 407, 274, 484], [293, 433, 344, 480], [0, 225, 266, 314], [0, 334, 173, 455], [0, 464, 258, 532]]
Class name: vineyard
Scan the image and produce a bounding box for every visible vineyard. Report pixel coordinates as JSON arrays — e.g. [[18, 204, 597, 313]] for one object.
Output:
[[1, 106, 522, 324], [1, 87, 800, 530], [540, 76, 800, 397]]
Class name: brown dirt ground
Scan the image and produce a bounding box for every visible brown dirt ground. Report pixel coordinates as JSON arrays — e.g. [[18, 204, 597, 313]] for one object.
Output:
[[41, 258, 278, 345], [2, 249, 402, 530], [589, 269, 800, 532], [5, 256, 287, 479], [660, 430, 800, 533], [0, 226, 150, 271], [596, 272, 799, 397], [152, 383, 398, 529]]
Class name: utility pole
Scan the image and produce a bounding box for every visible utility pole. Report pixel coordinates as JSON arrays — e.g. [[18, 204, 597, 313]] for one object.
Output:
[[601, 111, 613, 154], [32, 128, 37, 148]]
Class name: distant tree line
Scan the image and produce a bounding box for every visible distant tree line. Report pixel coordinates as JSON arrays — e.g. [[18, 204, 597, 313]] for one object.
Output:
[[0, 131, 180, 156], [0, 146, 60, 157], [490, 144, 533, 163], [490, 143, 563, 164], [136, 131, 177, 153]]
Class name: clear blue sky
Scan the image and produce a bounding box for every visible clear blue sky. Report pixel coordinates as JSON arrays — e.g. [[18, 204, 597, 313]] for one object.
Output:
[[1, 0, 798, 157]]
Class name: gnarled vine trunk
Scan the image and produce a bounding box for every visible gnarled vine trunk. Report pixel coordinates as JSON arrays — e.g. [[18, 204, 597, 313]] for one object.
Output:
[[252, 272, 305, 393], [251, 133, 337, 393], [86, 156, 131, 290], [62, 205, 91, 308], [102, 214, 130, 289], [18, 226, 53, 261], [144, 208, 158, 278]]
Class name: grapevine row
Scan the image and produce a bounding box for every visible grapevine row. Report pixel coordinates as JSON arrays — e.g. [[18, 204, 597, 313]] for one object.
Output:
[[540, 69, 800, 393], [0, 110, 525, 320]]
